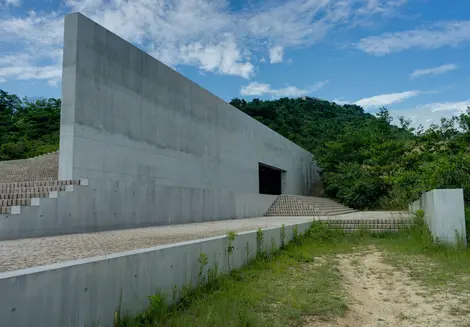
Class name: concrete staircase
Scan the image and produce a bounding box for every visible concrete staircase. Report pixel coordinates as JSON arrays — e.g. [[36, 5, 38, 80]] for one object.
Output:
[[322, 217, 412, 233], [0, 152, 85, 215], [0, 151, 59, 182], [265, 194, 356, 216]]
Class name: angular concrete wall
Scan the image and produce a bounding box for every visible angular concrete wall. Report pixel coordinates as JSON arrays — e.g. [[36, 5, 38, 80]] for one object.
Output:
[[0, 221, 312, 327], [59, 13, 318, 206], [409, 189, 467, 246], [0, 180, 277, 240]]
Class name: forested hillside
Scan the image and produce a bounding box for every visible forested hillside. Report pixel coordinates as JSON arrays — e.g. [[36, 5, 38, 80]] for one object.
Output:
[[1, 88, 470, 214], [0, 90, 60, 160], [231, 98, 470, 212]]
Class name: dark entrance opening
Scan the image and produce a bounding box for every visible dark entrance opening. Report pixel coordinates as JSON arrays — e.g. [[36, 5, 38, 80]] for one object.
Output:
[[259, 163, 282, 195]]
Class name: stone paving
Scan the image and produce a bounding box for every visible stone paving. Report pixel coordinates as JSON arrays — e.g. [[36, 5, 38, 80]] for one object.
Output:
[[0, 211, 410, 273]]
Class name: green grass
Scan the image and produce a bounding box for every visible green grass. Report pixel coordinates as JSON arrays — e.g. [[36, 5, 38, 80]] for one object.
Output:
[[117, 224, 357, 327], [116, 219, 470, 327], [369, 216, 470, 293]]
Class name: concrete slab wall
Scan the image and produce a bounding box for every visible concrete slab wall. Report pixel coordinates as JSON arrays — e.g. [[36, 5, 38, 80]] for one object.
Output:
[[409, 189, 467, 245], [0, 221, 312, 327], [0, 180, 277, 240], [59, 13, 319, 212]]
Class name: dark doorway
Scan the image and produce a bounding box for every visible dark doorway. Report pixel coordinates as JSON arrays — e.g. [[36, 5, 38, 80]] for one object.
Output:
[[259, 163, 282, 195]]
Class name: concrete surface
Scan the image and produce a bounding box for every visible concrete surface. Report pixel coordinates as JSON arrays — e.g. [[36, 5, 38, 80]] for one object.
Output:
[[0, 221, 312, 327], [0, 215, 314, 272], [0, 179, 277, 240], [409, 189, 467, 246], [0, 211, 410, 271], [58, 12, 319, 231]]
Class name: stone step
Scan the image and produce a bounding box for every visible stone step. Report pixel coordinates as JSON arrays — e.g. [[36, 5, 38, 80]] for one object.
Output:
[[0, 180, 79, 189], [264, 195, 356, 217], [0, 198, 34, 206], [0, 192, 49, 200], [313, 206, 351, 210], [0, 180, 77, 188], [320, 209, 357, 216], [0, 151, 59, 183], [0, 186, 67, 194]]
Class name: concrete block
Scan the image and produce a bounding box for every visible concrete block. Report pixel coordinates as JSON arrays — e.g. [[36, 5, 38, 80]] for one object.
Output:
[[10, 206, 21, 215], [409, 189, 467, 246]]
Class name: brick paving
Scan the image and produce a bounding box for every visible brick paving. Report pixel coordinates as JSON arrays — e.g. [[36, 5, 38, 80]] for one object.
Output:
[[0, 211, 410, 273]]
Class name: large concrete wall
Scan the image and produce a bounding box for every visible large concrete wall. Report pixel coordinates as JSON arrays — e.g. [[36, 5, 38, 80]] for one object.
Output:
[[409, 189, 467, 246], [59, 13, 318, 216], [0, 221, 312, 327], [0, 181, 277, 240]]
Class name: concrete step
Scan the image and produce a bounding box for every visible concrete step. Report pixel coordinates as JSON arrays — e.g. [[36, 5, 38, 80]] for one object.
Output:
[[0, 192, 49, 199], [0, 151, 59, 183], [313, 206, 351, 210], [0, 198, 34, 206], [320, 209, 357, 216], [0, 180, 79, 189], [264, 195, 356, 217], [0, 186, 67, 194]]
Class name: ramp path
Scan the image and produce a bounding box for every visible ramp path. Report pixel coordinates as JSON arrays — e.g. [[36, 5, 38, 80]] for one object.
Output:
[[0, 212, 409, 272]]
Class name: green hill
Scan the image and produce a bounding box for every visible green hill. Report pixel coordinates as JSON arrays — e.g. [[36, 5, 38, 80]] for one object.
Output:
[[0, 90, 60, 160], [231, 97, 470, 213], [1, 89, 470, 217]]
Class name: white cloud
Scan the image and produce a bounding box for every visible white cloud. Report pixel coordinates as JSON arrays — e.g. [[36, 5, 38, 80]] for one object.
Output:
[[389, 100, 470, 129], [420, 100, 470, 113], [240, 80, 330, 97], [410, 64, 458, 79], [0, 0, 408, 85], [179, 37, 255, 78], [355, 90, 421, 108], [2, 0, 20, 6], [357, 20, 470, 55], [332, 98, 350, 105], [269, 46, 284, 64]]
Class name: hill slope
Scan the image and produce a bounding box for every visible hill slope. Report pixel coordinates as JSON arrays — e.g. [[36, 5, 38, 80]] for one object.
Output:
[[1, 89, 470, 216]]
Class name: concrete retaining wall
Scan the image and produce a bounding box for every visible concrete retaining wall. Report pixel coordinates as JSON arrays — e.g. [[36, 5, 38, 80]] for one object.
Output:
[[409, 189, 467, 245], [0, 221, 312, 327], [59, 13, 319, 220], [0, 179, 277, 240]]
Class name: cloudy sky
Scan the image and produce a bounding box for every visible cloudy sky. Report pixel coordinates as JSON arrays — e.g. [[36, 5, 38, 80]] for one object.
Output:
[[0, 0, 469, 127]]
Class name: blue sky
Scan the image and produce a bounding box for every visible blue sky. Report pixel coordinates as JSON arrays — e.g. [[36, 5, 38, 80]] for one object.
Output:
[[1, 0, 469, 128]]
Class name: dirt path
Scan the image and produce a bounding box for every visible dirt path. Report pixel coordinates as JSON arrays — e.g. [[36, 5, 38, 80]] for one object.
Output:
[[307, 248, 470, 327]]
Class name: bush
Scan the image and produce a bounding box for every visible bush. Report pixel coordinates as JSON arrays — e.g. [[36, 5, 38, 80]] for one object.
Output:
[[324, 162, 387, 209]]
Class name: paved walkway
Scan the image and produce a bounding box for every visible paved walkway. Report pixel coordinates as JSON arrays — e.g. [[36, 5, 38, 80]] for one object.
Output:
[[0, 211, 409, 272]]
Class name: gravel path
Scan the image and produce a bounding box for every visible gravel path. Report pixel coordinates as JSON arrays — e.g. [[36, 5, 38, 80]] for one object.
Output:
[[0, 211, 409, 273]]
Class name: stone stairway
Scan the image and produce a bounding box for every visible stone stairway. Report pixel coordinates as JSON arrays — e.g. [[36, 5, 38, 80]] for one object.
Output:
[[0, 151, 59, 182], [321, 215, 413, 233], [265, 194, 356, 216], [0, 152, 84, 215]]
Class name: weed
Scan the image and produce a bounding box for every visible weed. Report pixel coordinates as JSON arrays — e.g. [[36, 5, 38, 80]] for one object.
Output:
[[206, 261, 219, 291], [198, 252, 209, 285], [226, 231, 238, 270], [292, 225, 300, 245], [226, 231, 238, 255], [245, 241, 250, 264], [171, 284, 178, 308], [270, 236, 277, 258], [256, 227, 264, 254], [280, 224, 286, 249]]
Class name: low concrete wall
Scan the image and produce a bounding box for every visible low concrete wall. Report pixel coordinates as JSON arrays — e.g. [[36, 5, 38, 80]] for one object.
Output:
[[0, 221, 311, 327], [0, 179, 277, 240], [409, 189, 467, 245]]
